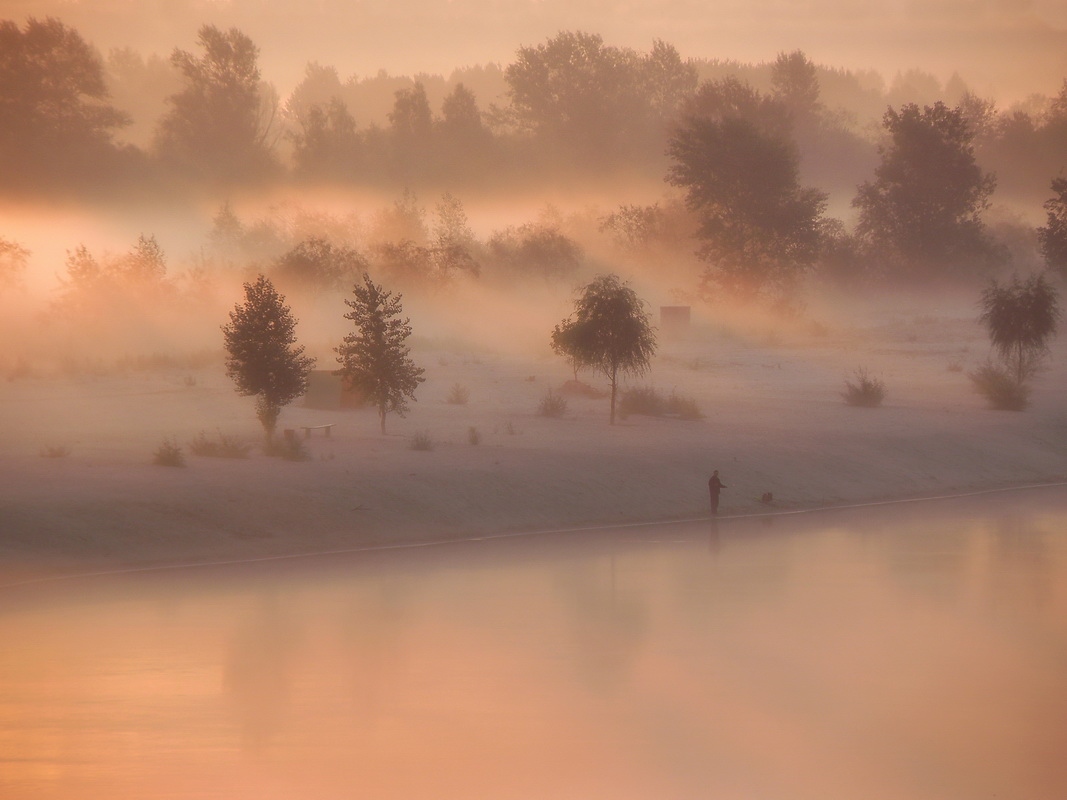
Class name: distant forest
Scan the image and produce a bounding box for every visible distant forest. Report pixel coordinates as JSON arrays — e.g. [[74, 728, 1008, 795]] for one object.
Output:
[[3, 16, 1065, 203], [3, 16, 1067, 308]]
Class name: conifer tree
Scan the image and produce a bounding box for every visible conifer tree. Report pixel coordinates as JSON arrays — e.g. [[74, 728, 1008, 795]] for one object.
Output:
[[222, 275, 315, 440], [336, 274, 425, 433]]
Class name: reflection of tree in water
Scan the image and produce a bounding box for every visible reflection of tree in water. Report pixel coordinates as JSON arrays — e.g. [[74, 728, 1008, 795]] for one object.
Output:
[[555, 555, 647, 691], [336, 576, 413, 722], [222, 593, 300, 752], [987, 515, 1056, 615]]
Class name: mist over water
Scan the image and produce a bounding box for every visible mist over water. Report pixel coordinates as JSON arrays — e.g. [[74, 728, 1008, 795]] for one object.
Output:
[[2, 487, 1066, 799]]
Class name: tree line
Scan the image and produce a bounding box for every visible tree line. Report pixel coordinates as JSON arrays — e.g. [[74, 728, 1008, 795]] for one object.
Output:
[[5, 16, 1067, 303], [5, 17, 1067, 202]]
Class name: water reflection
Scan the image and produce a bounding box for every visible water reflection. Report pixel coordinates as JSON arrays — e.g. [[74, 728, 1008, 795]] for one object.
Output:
[[1, 488, 1066, 798]]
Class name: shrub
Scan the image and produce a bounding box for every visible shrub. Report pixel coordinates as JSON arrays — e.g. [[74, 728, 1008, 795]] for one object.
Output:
[[969, 361, 1030, 410], [842, 368, 886, 407], [665, 390, 704, 420], [619, 386, 703, 419], [153, 437, 186, 467], [537, 389, 568, 418], [446, 383, 470, 405], [468, 426, 481, 445], [189, 430, 251, 458], [411, 431, 435, 450], [619, 386, 663, 417], [560, 379, 607, 398], [39, 445, 70, 458], [503, 420, 519, 435], [265, 434, 311, 461]]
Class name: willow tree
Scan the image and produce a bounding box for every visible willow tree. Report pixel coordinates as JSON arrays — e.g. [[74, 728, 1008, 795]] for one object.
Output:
[[978, 273, 1060, 386], [552, 274, 657, 424]]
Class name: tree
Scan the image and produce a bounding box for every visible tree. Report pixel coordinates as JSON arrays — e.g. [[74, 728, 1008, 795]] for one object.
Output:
[[431, 193, 480, 279], [336, 274, 425, 433], [666, 79, 827, 304], [222, 276, 315, 440], [1038, 178, 1067, 276], [388, 82, 433, 179], [853, 102, 1001, 279], [155, 25, 275, 183], [273, 237, 368, 293], [551, 274, 657, 424], [770, 50, 822, 124], [978, 273, 1060, 386], [0, 237, 30, 292], [290, 97, 363, 180], [503, 31, 665, 166], [0, 17, 130, 188]]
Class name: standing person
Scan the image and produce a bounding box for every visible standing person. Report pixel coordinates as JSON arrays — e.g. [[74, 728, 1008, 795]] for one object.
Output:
[[708, 470, 727, 516]]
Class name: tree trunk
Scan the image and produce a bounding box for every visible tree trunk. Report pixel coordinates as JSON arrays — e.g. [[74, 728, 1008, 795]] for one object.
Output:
[[379, 404, 387, 434], [609, 366, 617, 425]]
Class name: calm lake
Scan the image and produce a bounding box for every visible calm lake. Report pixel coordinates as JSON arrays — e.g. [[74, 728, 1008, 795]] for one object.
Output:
[[2, 487, 1067, 799]]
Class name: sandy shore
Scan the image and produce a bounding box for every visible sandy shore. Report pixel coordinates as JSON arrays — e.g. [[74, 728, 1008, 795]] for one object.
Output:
[[4, 303, 1067, 581]]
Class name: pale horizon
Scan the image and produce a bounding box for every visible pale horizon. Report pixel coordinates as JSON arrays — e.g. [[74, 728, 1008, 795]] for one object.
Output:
[[3, 0, 1067, 102]]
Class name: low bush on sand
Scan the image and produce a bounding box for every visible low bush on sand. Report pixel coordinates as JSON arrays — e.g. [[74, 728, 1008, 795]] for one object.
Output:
[[153, 437, 186, 467], [446, 383, 470, 405], [969, 361, 1030, 410], [411, 431, 435, 451], [265, 434, 310, 461], [842, 368, 886, 408], [538, 389, 568, 418], [189, 430, 251, 458], [619, 386, 703, 420]]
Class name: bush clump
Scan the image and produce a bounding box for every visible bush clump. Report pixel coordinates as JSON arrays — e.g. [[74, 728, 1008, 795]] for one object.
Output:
[[411, 431, 435, 450], [446, 383, 470, 405], [619, 386, 703, 420], [39, 445, 70, 458], [969, 361, 1030, 410], [265, 434, 311, 461], [153, 437, 186, 467], [189, 430, 251, 458], [841, 368, 886, 408], [537, 389, 568, 418], [467, 426, 481, 445]]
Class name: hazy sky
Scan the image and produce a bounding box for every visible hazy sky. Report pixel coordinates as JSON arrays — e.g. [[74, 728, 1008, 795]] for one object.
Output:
[[4, 0, 1067, 100]]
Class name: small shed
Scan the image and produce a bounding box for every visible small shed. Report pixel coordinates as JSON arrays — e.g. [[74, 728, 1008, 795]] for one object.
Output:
[[302, 370, 365, 409], [660, 305, 691, 338]]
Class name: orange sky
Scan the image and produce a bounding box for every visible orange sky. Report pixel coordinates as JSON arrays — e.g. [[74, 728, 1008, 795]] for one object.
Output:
[[3, 0, 1066, 101]]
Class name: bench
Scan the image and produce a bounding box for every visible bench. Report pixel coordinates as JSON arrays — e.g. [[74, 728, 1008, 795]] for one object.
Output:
[[300, 424, 334, 438]]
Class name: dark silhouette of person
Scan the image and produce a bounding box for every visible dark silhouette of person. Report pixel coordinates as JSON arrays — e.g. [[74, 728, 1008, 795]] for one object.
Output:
[[708, 470, 727, 515]]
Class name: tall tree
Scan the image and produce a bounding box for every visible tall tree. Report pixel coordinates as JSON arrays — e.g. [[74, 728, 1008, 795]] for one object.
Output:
[[853, 101, 1001, 279], [770, 50, 822, 124], [504, 31, 649, 165], [388, 82, 433, 179], [222, 276, 315, 441], [290, 97, 363, 180], [336, 274, 425, 434], [551, 274, 657, 424], [667, 79, 826, 304], [0, 17, 130, 188], [155, 25, 275, 183], [1038, 178, 1067, 276]]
